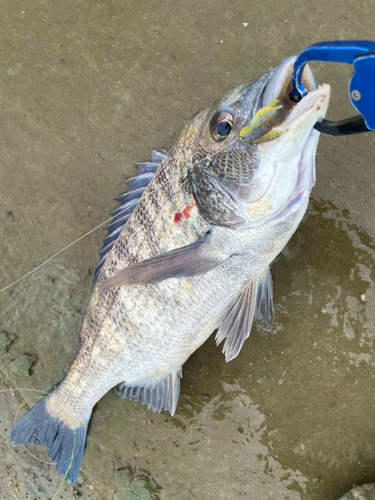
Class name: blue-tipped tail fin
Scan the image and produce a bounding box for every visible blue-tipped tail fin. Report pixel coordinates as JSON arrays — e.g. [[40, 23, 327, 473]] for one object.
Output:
[[10, 397, 88, 484]]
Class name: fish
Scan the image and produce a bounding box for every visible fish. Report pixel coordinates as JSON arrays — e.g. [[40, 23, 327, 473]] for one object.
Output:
[[10, 56, 330, 484]]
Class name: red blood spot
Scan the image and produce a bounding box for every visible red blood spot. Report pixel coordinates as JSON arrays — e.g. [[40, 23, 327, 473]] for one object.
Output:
[[174, 201, 195, 223], [181, 203, 195, 219]]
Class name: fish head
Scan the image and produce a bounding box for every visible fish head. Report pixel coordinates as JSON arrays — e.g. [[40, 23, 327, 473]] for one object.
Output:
[[187, 57, 331, 228]]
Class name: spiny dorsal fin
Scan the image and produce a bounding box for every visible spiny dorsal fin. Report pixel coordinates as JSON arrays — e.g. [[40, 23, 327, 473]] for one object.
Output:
[[117, 370, 182, 416], [92, 148, 167, 285], [148, 147, 168, 162]]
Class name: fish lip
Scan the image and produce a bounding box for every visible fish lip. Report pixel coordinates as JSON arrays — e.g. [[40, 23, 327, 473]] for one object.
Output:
[[262, 56, 297, 108], [246, 63, 330, 225], [261, 56, 316, 109], [253, 69, 276, 116], [255, 56, 324, 132], [278, 84, 331, 131], [279, 85, 331, 207]]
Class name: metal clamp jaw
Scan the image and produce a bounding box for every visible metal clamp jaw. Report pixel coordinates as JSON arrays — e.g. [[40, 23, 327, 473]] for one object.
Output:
[[289, 41, 375, 136]]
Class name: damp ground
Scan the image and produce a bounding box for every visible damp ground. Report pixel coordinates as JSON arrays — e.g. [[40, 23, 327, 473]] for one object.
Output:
[[1, 1, 375, 499]]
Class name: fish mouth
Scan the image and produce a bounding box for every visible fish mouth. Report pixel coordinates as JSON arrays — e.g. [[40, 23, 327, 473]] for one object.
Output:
[[263, 56, 330, 134], [266, 59, 330, 207], [242, 57, 331, 227], [242, 56, 330, 144], [261, 56, 317, 111]]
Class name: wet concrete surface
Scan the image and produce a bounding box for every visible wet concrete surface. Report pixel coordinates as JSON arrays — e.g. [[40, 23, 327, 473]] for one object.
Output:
[[1, 0, 375, 499]]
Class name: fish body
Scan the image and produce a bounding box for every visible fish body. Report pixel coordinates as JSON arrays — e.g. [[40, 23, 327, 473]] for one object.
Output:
[[10, 56, 330, 483]]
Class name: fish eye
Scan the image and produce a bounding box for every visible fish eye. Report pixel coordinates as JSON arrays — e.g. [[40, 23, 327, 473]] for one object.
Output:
[[210, 111, 234, 142]]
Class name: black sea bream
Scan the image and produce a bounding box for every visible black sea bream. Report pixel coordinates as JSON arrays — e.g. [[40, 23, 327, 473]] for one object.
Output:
[[11, 56, 330, 483]]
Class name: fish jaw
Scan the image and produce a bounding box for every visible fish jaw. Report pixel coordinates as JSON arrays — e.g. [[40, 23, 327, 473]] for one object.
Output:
[[277, 84, 331, 132], [260, 83, 330, 199], [243, 75, 330, 226], [262, 55, 316, 108]]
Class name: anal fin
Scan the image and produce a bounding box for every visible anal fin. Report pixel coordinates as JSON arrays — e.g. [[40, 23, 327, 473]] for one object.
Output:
[[117, 370, 182, 416]]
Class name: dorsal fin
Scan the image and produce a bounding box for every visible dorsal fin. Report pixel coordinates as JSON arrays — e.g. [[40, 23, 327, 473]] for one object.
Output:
[[92, 148, 167, 285], [148, 147, 168, 162], [123, 172, 155, 191], [133, 163, 159, 174]]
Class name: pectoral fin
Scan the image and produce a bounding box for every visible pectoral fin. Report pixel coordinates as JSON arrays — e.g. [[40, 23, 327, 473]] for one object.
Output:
[[101, 232, 228, 290]]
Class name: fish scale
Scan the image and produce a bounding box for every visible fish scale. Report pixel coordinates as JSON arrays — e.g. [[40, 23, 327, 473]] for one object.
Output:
[[48, 138, 216, 416], [10, 57, 330, 484]]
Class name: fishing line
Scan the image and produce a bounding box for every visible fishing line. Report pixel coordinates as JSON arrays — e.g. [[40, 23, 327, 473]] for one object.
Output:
[[1, 388, 78, 494], [23, 446, 57, 466], [13, 397, 57, 466], [51, 428, 76, 500], [0, 214, 122, 293], [0, 389, 57, 464], [0, 388, 49, 395], [14, 400, 29, 423], [0, 142, 233, 294]]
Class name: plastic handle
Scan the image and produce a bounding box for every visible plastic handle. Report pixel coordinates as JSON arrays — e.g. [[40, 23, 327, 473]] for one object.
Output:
[[290, 40, 375, 100]]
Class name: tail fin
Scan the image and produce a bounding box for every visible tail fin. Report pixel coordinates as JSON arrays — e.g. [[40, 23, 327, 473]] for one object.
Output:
[[10, 397, 88, 484]]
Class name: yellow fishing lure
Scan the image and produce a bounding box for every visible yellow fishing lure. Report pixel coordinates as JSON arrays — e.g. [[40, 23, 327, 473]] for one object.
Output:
[[240, 77, 291, 144], [240, 98, 286, 143]]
